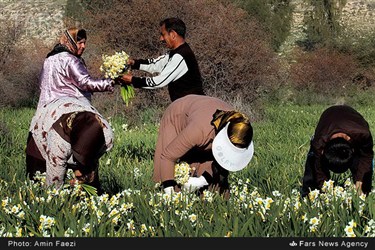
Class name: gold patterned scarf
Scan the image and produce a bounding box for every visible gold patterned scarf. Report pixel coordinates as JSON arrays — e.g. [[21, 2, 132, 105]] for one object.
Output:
[[211, 109, 252, 148]]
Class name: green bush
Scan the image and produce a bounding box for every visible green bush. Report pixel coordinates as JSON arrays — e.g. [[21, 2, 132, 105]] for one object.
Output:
[[233, 0, 294, 51]]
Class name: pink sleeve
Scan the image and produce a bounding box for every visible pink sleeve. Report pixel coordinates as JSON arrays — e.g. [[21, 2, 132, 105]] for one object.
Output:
[[67, 57, 114, 92]]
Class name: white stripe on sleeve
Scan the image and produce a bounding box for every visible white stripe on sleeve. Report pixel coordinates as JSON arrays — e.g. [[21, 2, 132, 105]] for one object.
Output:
[[139, 54, 169, 73], [143, 54, 188, 89]]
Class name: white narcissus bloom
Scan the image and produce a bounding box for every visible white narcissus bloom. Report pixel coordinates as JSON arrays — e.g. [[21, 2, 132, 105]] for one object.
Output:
[[359, 193, 366, 201], [64, 228, 74, 237], [140, 224, 148, 235], [17, 211, 25, 220], [255, 197, 263, 205], [109, 208, 120, 225], [202, 190, 214, 203], [309, 217, 320, 233], [322, 180, 334, 193], [39, 215, 55, 231], [15, 227, 22, 237], [309, 217, 320, 226], [127, 219, 135, 231], [264, 197, 274, 210], [11, 204, 21, 214], [120, 202, 134, 214], [344, 224, 356, 237], [96, 210, 104, 221], [294, 200, 301, 211], [82, 223, 91, 234], [272, 190, 282, 197], [308, 189, 320, 201], [344, 178, 352, 188], [348, 220, 357, 228], [2, 197, 10, 208], [189, 213, 197, 223]]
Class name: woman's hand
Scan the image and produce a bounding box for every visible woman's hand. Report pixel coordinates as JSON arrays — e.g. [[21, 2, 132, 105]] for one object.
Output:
[[69, 178, 83, 186], [70, 169, 95, 186], [127, 58, 135, 66], [354, 181, 363, 195], [120, 73, 133, 84]]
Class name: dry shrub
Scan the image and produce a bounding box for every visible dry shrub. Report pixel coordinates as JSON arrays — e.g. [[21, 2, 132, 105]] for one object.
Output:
[[0, 19, 49, 107], [290, 48, 359, 94], [185, 1, 280, 104], [77, 0, 281, 120], [351, 70, 375, 91]]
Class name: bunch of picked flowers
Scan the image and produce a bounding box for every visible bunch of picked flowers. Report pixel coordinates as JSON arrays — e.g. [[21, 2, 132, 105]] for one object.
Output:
[[100, 51, 135, 106], [174, 161, 191, 185], [33, 170, 97, 196], [64, 169, 98, 197]]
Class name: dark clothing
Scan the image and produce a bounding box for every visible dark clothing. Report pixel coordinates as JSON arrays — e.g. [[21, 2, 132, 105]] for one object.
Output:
[[26, 132, 46, 177], [301, 105, 374, 196], [46, 43, 73, 58], [52, 111, 106, 168], [131, 42, 205, 102]]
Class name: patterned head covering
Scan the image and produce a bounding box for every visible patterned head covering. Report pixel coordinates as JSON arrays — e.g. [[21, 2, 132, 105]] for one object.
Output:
[[211, 110, 253, 148], [211, 110, 254, 171], [59, 28, 87, 55]]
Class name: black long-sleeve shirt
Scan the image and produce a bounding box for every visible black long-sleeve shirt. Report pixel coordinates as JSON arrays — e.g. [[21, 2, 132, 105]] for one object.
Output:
[[131, 42, 205, 102], [310, 105, 374, 193]]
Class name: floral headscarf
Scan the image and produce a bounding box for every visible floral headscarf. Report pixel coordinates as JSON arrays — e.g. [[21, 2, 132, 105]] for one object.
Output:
[[47, 28, 86, 58]]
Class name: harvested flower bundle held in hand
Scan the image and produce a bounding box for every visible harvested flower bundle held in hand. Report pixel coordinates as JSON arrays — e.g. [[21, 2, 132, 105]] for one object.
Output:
[[34, 170, 98, 196], [64, 169, 98, 197], [100, 51, 135, 106], [174, 161, 191, 185]]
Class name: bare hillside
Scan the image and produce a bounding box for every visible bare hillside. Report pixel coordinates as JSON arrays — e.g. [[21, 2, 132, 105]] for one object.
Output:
[[1, 0, 374, 49], [0, 0, 67, 46]]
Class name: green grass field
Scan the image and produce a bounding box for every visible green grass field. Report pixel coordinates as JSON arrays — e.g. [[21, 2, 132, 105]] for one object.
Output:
[[0, 101, 374, 237]]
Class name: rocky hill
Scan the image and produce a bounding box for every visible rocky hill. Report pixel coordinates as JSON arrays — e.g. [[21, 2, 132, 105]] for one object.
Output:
[[0, 0, 374, 48], [279, 0, 375, 57], [0, 0, 67, 46], [341, 0, 375, 30]]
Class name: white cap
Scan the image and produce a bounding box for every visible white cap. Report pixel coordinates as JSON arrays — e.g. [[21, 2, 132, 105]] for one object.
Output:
[[212, 122, 254, 172]]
